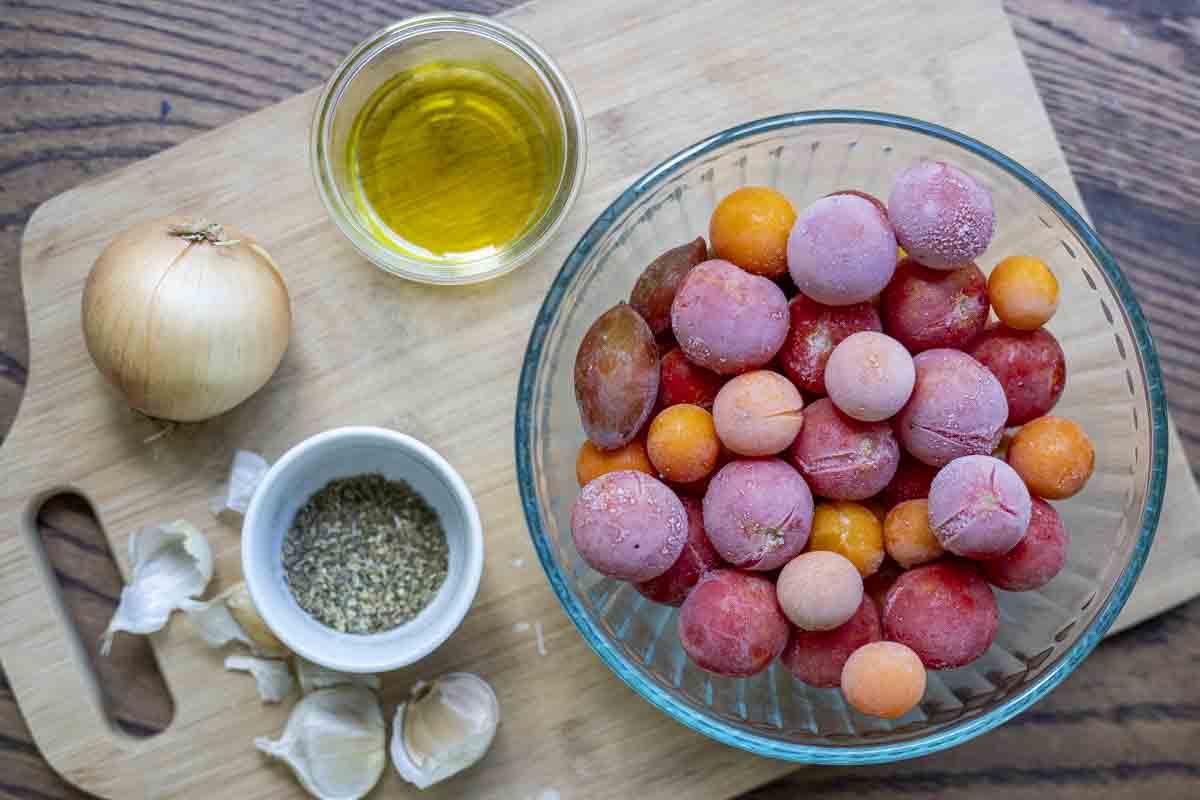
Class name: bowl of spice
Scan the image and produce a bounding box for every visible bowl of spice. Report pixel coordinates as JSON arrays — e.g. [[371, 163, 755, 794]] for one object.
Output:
[[311, 12, 587, 284], [243, 426, 483, 672]]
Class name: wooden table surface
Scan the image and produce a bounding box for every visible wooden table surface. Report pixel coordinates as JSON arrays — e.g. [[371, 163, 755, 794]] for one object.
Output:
[[1, 1, 1198, 798]]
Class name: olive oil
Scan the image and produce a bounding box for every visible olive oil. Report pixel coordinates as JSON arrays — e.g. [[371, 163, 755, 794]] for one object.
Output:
[[347, 61, 562, 262]]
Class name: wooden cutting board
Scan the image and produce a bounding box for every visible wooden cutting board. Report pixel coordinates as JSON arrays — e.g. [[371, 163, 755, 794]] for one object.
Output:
[[2, 0, 1198, 797]]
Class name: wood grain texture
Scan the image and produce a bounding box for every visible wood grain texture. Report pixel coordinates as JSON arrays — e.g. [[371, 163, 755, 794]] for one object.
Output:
[[0, 1, 1197, 800], [1006, 0, 1200, 469]]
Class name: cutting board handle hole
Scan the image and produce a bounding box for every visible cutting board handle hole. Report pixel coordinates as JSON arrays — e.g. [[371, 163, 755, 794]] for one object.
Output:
[[24, 492, 175, 739]]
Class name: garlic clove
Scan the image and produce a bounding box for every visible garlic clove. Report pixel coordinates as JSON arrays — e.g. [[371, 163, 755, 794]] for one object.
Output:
[[210, 450, 270, 524], [225, 655, 295, 703], [295, 657, 381, 695], [391, 672, 500, 790], [101, 520, 213, 655], [224, 581, 289, 655], [184, 582, 289, 656], [256, 686, 386, 800]]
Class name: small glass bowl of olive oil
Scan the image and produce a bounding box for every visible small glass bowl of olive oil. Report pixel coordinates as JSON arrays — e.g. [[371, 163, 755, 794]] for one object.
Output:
[[311, 13, 586, 285]]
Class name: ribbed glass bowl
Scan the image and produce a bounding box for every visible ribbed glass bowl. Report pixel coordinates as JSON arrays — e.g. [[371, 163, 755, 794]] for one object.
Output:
[[516, 111, 1167, 763]]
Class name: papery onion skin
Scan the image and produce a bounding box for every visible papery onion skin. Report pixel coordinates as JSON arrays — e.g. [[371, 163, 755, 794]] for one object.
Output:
[[82, 215, 291, 422]]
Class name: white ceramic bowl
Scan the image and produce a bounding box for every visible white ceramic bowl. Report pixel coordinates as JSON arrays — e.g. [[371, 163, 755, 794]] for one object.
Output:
[[243, 426, 483, 673]]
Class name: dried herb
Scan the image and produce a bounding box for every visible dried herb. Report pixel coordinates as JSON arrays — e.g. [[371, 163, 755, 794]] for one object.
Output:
[[282, 474, 448, 634]]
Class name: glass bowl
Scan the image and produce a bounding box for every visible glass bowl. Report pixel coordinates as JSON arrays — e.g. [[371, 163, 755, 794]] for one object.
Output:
[[516, 111, 1168, 763], [310, 13, 586, 285]]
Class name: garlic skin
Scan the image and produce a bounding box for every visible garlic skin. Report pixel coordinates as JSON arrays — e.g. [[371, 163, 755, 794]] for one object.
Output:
[[185, 594, 254, 650], [391, 673, 500, 790], [225, 655, 295, 703], [295, 658, 381, 695], [184, 581, 289, 656], [101, 521, 213, 655], [256, 686, 386, 800], [210, 450, 270, 523]]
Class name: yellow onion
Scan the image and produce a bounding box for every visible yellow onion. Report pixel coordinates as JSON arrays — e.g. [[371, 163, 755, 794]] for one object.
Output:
[[82, 216, 291, 422]]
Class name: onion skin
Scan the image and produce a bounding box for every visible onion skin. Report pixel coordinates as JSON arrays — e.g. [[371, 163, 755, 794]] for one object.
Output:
[[82, 215, 291, 422]]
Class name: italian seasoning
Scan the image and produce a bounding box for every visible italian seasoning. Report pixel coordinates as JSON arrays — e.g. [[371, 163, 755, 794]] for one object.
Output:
[[282, 473, 448, 634]]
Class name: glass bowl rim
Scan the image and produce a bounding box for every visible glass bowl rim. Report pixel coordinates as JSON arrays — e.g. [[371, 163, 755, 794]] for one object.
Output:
[[515, 110, 1168, 764], [309, 11, 588, 286]]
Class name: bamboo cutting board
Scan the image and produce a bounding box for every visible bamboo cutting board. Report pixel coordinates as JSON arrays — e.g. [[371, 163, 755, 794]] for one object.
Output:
[[2, 0, 1198, 798]]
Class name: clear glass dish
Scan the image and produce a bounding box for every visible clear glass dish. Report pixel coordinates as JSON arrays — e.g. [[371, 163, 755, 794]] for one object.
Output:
[[310, 13, 586, 285], [516, 111, 1167, 763]]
